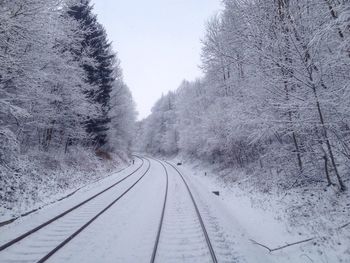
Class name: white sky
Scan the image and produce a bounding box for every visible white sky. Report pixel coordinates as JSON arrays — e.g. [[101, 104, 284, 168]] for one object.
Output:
[[90, 0, 221, 119]]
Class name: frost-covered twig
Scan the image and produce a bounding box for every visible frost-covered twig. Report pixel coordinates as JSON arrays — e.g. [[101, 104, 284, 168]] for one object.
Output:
[[338, 222, 350, 230], [250, 238, 314, 252], [279, 179, 299, 201]]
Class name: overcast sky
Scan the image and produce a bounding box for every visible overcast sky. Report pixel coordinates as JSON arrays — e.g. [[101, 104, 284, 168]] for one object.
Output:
[[90, 0, 221, 119]]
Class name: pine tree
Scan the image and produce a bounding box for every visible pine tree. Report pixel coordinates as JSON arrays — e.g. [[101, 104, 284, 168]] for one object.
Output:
[[68, 0, 116, 148]]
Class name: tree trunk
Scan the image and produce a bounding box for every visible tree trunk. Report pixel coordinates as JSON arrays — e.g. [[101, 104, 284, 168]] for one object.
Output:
[[323, 155, 333, 186], [292, 129, 303, 172], [276, 0, 304, 173], [324, 0, 345, 38], [312, 84, 346, 191]]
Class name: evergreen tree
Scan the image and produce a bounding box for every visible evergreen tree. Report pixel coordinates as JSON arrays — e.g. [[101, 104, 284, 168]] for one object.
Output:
[[68, 0, 116, 148]]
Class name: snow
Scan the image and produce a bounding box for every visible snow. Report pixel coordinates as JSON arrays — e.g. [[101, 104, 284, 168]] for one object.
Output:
[[48, 158, 163, 263], [1, 156, 348, 262], [0, 151, 130, 223], [155, 162, 212, 263], [0, 158, 142, 246], [173, 162, 272, 263], [174, 157, 350, 263]]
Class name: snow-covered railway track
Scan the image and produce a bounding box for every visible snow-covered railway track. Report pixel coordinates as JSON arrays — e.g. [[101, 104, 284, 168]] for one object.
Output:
[[0, 157, 151, 263], [150, 158, 218, 263], [149, 158, 169, 263]]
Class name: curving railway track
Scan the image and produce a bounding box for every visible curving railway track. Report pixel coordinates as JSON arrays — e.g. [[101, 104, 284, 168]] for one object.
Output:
[[0, 156, 151, 263], [150, 158, 218, 263], [0, 156, 226, 263]]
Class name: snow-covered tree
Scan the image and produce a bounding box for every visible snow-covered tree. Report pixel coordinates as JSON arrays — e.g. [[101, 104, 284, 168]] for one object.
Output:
[[107, 74, 136, 153], [0, 0, 136, 168], [137, 0, 350, 190], [68, 0, 117, 149]]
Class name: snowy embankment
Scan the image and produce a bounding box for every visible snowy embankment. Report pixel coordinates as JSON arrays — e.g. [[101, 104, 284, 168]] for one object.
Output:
[[172, 156, 350, 263], [0, 149, 130, 223]]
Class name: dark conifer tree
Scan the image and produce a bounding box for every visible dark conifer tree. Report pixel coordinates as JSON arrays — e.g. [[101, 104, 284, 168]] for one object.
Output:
[[68, 0, 115, 148]]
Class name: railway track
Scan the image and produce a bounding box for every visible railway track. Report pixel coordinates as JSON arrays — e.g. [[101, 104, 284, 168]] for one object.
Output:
[[0, 160, 134, 228], [149, 158, 169, 263], [150, 158, 218, 263], [0, 156, 151, 263], [1, 157, 219, 262]]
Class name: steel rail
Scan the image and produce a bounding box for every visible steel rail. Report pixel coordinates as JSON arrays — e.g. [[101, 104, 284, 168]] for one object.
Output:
[[149, 158, 169, 263], [165, 160, 218, 263], [37, 157, 151, 263], [0, 156, 145, 252], [0, 160, 133, 228]]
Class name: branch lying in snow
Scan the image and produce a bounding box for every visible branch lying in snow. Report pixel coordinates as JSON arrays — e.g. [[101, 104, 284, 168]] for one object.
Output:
[[249, 222, 348, 252], [338, 222, 350, 230], [250, 238, 314, 252]]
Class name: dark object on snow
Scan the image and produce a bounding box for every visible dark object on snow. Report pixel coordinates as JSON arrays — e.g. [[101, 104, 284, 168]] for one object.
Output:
[[132, 159, 135, 165], [250, 237, 314, 252], [95, 149, 112, 160], [212, 191, 220, 196], [177, 162, 182, 166]]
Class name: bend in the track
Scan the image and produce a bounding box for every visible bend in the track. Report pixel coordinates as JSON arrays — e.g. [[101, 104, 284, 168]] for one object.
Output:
[[0, 156, 145, 252], [37, 157, 151, 263], [165, 160, 218, 263]]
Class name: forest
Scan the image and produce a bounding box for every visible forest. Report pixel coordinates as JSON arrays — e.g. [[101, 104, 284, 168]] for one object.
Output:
[[0, 0, 349, 261], [136, 0, 350, 192], [0, 0, 136, 212]]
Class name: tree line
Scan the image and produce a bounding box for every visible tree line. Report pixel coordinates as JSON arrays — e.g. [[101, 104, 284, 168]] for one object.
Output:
[[136, 0, 350, 191], [0, 0, 136, 170]]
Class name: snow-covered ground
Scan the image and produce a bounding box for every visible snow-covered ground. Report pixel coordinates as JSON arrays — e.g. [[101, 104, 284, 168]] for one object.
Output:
[[0, 150, 130, 223], [0, 157, 146, 262], [1, 156, 348, 262], [174, 157, 350, 263]]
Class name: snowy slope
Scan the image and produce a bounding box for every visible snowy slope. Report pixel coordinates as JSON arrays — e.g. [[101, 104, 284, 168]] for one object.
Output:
[[175, 158, 350, 263]]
